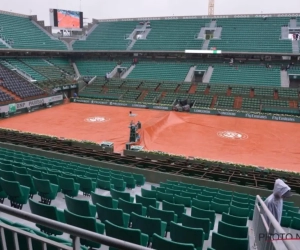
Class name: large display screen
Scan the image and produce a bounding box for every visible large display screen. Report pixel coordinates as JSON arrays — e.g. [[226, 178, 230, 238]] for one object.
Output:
[[50, 9, 83, 30]]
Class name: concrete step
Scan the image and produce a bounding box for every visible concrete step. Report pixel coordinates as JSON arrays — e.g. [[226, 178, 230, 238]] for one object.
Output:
[[210, 95, 218, 108], [280, 70, 290, 87], [137, 90, 148, 101], [210, 20, 217, 28], [121, 65, 135, 79], [202, 66, 214, 83], [72, 63, 81, 78], [281, 27, 289, 39], [202, 40, 210, 50], [0, 38, 12, 48], [184, 66, 196, 82], [213, 27, 222, 39], [188, 84, 197, 94], [290, 19, 297, 28], [292, 40, 299, 54]]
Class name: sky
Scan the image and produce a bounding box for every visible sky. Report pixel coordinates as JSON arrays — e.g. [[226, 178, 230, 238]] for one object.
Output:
[[1, 0, 300, 25]]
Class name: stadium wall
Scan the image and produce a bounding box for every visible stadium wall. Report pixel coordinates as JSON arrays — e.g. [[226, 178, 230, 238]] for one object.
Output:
[[1, 141, 299, 206]]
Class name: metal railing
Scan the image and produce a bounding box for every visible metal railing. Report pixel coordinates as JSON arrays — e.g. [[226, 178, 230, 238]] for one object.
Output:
[[0, 204, 149, 250], [252, 195, 297, 250]]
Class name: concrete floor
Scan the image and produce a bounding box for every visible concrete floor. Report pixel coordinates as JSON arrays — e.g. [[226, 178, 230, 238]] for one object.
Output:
[[1, 181, 299, 250]]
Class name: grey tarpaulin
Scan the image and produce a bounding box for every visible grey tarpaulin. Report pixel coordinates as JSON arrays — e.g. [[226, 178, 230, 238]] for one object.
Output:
[[264, 179, 292, 225]]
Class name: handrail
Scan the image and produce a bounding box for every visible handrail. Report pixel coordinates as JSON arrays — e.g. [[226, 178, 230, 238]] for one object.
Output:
[[253, 195, 297, 250], [0, 204, 149, 250]]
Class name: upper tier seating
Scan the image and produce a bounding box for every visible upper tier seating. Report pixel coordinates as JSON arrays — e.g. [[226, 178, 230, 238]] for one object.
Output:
[[0, 64, 45, 99], [47, 58, 75, 75], [0, 12, 67, 50], [209, 17, 292, 53], [73, 21, 137, 50], [127, 61, 192, 81], [209, 64, 281, 87], [133, 19, 207, 51]]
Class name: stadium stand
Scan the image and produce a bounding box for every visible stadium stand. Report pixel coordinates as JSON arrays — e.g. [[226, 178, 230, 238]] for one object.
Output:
[[0, 64, 45, 100], [0, 12, 67, 50], [75, 59, 120, 76]]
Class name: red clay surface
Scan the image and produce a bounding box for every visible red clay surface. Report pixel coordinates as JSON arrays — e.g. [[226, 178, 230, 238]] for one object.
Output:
[[57, 12, 80, 29], [1, 103, 299, 172]]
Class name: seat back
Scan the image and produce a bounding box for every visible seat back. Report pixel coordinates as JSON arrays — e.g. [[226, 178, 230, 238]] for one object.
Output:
[[174, 194, 191, 207], [91, 191, 115, 208], [58, 176, 75, 190], [157, 191, 174, 203], [141, 188, 156, 198], [77, 176, 93, 189], [136, 195, 157, 208], [111, 177, 125, 189], [132, 173, 145, 186], [0, 178, 22, 197], [13, 166, 28, 174], [148, 206, 176, 228], [64, 209, 103, 248], [230, 205, 249, 217], [231, 200, 250, 209], [191, 206, 215, 229], [0, 170, 16, 181], [42, 172, 59, 185], [118, 198, 143, 215], [131, 212, 162, 237], [181, 213, 210, 239], [192, 198, 210, 210], [29, 199, 58, 220], [218, 221, 248, 238], [110, 188, 131, 202], [96, 203, 125, 226], [181, 190, 197, 199], [211, 201, 230, 214], [27, 169, 43, 179], [33, 177, 52, 193], [152, 233, 195, 250], [170, 221, 204, 249], [221, 212, 247, 226], [197, 194, 213, 202], [162, 200, 185, 220], [211, 232, 249, 250], [105, 220, 142, 246], [65, 195, 95, 217], [15, 173, 35, 190]]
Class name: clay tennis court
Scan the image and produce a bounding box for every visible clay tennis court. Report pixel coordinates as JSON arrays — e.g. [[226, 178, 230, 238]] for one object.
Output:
[[0, 103, 299, 172], [57, 12, 80, 29]]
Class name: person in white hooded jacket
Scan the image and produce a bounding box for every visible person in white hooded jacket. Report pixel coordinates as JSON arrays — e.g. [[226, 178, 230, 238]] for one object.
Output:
[[264, 179, 292, 225]]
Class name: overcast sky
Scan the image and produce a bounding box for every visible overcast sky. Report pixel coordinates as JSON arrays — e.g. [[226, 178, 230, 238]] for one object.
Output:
[[1, 0, 300, 25]]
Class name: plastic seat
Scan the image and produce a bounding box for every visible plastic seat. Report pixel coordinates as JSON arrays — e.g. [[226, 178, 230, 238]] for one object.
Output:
[[162, 200, 186, 223], [118, 198, 147, 217], [27, 169, 43, 179], [13, 166, 28, 174], [211, 201, 230, 214], [105, 220, 149, 249], [33, 177, 59, 205], [197, 194, 213, 202], [170, 221, 205, 250], [192, 199, 210, 210], [15, 172, 37, 198], [290, 217, 300, 230], [123, 175, 136, 189], [0, 178, 30, 209], [141, 188, 156, 198], [287, 210, 300, 220], [230, 205, 249, 217], [157, 191, 174, 203], [76, 176, 96, 196], [131, 212, 167, 242], [148, 205, 178, 232], [0, 183, 7, 203], [211, 232, 249, 250], [181, 190, 197, 199], [0, 169, 16, 181], [110, 177, 126, 191], [29, 199, 65, 235], [132, 174, 145, 186], [218, 221, 248, 238], [65, 195, 96, 217], [110, 188, 134, 202], [136, 195, 159, 211], [64, 209, 104, 249], [96, 203, 130, 227], [174, 194, 192, 207], [280, 216, 292, 228], [191, 206, 216, 230], [91, 191, 118, 208], [181, 213, 211, 240], [152, 233, 195, 250], [97, 179, 113, 190], [214, 197, 231, 205], [58, 176, 80, 197], [221, 212, 247, 226]]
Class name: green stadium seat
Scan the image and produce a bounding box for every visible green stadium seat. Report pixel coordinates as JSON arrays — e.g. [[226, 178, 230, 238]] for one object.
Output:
[[96, 203, 130, 227], [221, 213, 247, 226], [132, 173, 145, 186], [29, 199, 65, 235], [32, 177, 59, 205], [0, 178, 30, 209], [181, 190, 198, 199], [64, 209, 104, 249], [174, 194, 192, 207], [110, 188, 134, 202], [27, 169, 43, 179], [105, 220, 149, 250], [197, 194, 213, 202], [148, 205, 178, 232], [157, 191, 174, 203], [211, 232, 249, 250], [181, 213, 211, 240], [290, 217, 300, 230], [97, 179, 113, 190], [211, 201, 230, 214], [192, 199, 210, 210], [191, 206, 216, 230], [118, 198, 147, 217], [287, 210, 300, 220], [76, 176, 96, 196], [0, 183, 7, 203], [42, 172, 60, 187], [162, 200, 186, 223], [110, 177, 126, 191], [213, 197, 231, 205], [14, 173, 37, 198], [230, 205, 250, 217], [131, 212, 167, 242], [0, 169, 16, 181], [13, 166, 28, 174], [136, 195, 160, 210], [58, 176, 80, 197], [123, 175, 136, 189], [65, 195, 96, 217], [152, 233, 196, 250], [218, 221, 248, 238], [170, 221, 205, 250], [91, 191, 118, 208], [280, 216, 292, 228]]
